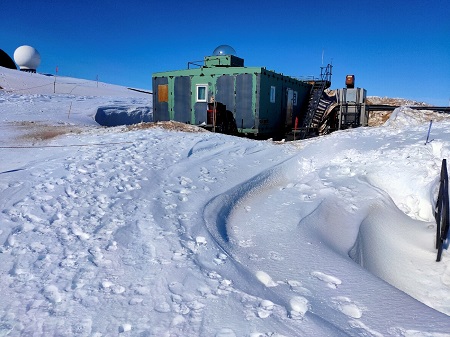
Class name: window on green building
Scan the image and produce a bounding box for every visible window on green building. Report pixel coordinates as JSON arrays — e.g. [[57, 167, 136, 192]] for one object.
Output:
[[270, 86, 276, 103], [196, 85, 207, 102]]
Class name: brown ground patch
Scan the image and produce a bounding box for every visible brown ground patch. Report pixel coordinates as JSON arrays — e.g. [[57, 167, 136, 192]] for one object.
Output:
[[368, 111, 392, 126], [126, 121, 209, 133], [14, 121, 82, 142], [366, 96, 429, 127]]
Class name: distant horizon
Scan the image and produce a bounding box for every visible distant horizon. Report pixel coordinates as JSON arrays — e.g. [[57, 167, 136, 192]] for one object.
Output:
[[1, 0, 449, 106], [3, 65, 448, 107]]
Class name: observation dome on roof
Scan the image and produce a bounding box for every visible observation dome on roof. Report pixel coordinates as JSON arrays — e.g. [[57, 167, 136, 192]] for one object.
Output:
[[14, 45, 41, 72], [213, 45, 237, 56]]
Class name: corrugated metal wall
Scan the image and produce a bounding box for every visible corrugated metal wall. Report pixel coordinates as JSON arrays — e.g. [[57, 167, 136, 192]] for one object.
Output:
[[216, 75, 235, 112], [174, 76, 191, 123], [235, 74, 253, 129]]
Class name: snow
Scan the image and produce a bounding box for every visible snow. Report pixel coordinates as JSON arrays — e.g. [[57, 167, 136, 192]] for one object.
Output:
[[1, 66, 450, 336]]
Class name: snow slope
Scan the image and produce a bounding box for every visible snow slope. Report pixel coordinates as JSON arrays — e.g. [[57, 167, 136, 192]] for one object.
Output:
[[1, 66, 449, 336]]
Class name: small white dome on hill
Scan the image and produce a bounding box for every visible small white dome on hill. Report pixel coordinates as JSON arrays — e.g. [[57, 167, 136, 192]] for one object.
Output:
[[14, 45, 41, 71]]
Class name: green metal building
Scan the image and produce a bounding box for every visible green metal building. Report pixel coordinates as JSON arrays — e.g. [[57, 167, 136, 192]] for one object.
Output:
[[152, 46, 312, 138]]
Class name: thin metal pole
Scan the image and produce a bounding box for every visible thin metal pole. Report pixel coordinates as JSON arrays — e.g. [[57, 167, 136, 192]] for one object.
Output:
[[425, 120, 433, 145], [213, 100, 216, 133]]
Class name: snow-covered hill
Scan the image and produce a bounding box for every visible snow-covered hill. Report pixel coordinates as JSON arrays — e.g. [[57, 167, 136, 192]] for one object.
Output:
[[366, 97, 432, 127], [0, 67, 151, 97], [1, 66, 449, 336]]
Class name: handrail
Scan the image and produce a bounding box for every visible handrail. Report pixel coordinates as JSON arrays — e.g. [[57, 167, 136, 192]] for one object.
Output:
[[435, 159, 449, 261], [187, 60, 203, 69]]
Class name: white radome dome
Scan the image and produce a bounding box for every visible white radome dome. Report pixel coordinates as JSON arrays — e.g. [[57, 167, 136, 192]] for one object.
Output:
[[14, 45, 41, 70]]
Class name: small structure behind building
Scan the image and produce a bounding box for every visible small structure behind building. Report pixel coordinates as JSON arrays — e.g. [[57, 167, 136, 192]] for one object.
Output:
[[335, 75, 368, 129]]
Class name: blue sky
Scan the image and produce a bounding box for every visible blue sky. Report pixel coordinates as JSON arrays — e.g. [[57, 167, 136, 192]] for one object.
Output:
[[2, 0, 449, 105]]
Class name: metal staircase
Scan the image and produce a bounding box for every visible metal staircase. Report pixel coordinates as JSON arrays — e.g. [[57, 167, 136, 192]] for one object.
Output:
[[298, 64, 333, 139]]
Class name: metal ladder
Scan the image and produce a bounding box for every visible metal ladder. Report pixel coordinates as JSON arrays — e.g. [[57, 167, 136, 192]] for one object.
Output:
[[298, 64, 333, 139]]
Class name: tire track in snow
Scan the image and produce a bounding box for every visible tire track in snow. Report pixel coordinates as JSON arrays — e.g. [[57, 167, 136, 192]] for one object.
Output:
[[202, 157, 354, 336], [152, 135, 344, 336]]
